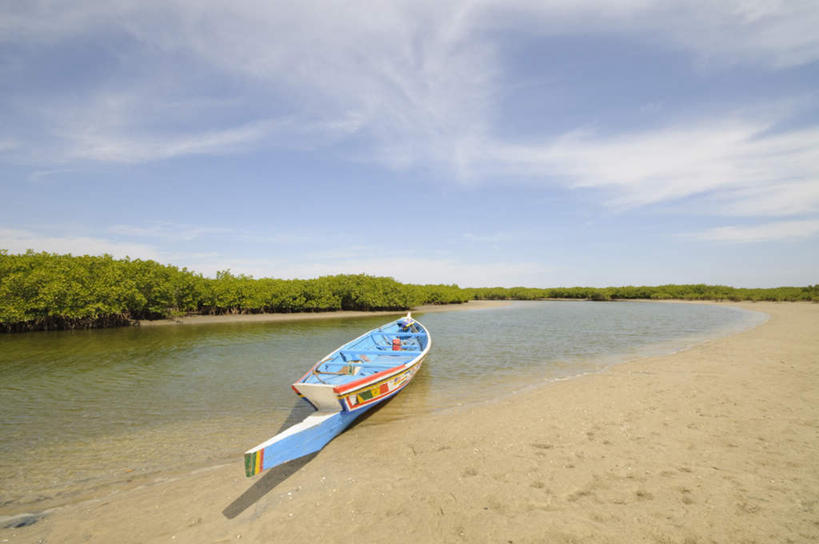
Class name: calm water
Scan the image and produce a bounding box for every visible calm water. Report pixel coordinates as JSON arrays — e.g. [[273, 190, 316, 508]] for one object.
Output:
[[0, 301, 765, 509]]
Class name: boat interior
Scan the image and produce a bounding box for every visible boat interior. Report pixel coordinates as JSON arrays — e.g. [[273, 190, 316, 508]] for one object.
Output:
[[302, 318, 428, 386]]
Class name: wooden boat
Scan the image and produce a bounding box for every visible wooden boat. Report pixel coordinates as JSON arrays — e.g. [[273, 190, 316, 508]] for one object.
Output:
[[244, 312, 431, 476]]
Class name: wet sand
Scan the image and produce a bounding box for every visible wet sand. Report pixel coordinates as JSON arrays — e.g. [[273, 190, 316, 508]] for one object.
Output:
[[4, 302, 818, 543], [136, 300, 508, 327]]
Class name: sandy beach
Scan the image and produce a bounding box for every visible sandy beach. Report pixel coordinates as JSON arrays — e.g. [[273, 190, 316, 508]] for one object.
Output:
[[4, 302, 818, 543]]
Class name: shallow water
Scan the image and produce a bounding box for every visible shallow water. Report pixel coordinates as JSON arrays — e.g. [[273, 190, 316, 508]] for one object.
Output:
[[0, 301, 765, 509]]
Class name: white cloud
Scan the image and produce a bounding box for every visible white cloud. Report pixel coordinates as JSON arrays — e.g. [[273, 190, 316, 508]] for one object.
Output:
[[108, 223, 236, 242], [6, 0, 813, 166], [492, 0, 819, 68], [118, 0, 819, 172], [720, 180, 819, 216], [465, 120, 819, 216], [63, 118, 279, 163], [179, 252, 553, 287], [37, 82, 370, 163], [2, 1, 817, 219], [1, 1, 492, 166], [687, 218, 819, 243], [28, 168, 75, 181], [672, 0, 819, 68], [0, 228, 160, 259], [9, 1, 817, 67], [107, 222, 310, 245]]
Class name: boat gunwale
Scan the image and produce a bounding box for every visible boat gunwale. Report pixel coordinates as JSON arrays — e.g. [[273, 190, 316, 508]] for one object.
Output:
[[333, 353, 425, 395], [338, 353, 428, 411]]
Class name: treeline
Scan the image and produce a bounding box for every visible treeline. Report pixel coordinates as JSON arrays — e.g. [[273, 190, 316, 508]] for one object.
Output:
[[466, 284, 819, 302], [0, 251, 468, 332], [1, 251, 816, 332]]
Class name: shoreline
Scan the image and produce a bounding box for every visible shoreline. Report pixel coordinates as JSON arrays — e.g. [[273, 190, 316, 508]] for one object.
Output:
[[6, 302, 817, 543], [136, 299, 510, 328], [133, 297, 777, 329]]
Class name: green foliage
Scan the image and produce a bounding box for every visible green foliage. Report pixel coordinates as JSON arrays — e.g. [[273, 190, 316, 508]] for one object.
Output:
[[0, 251, 209, 330], [0, 252, 467, 331], [1, 250, 815, 332], [468, 283, 819, 303]]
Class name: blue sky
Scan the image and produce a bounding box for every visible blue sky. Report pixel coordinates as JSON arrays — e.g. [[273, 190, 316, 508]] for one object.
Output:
[[1, 1, 818, 287]]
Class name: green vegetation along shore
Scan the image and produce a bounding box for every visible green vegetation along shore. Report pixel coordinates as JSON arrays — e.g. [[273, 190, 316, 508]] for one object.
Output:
[[1, 250, 817, 332], [466, 284, 819, 303]]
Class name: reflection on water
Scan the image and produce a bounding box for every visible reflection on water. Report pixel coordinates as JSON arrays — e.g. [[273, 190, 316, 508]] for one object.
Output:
[[0, 301, 764, 509]]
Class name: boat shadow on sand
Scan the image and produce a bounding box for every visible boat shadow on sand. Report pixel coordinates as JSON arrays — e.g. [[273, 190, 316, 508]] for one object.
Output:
[[222, 398, 389, 519]]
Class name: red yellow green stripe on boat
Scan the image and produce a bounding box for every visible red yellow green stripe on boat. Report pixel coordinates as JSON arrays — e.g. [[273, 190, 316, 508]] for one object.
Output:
[[245, 448, 264, 477], [341, 363, 418, 411]]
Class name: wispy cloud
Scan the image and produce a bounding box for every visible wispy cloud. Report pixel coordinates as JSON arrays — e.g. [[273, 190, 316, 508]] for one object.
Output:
[[6, 1, 815, 167], [495, 1, 819, 68], [466, 120, 819, 217], [184, 253, 553, 287], [0, 228, 160, 259], [664, 1, 819, 68], [63, 118, 279, 163], [719, 180, 819, 217], [686, 218, 819, 243], [110, 222, 316, 247], [28, 168, 76, 182], [10, 2, 817, 68], [2, 1, 817, 225], [108, 223, 236, 242]]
